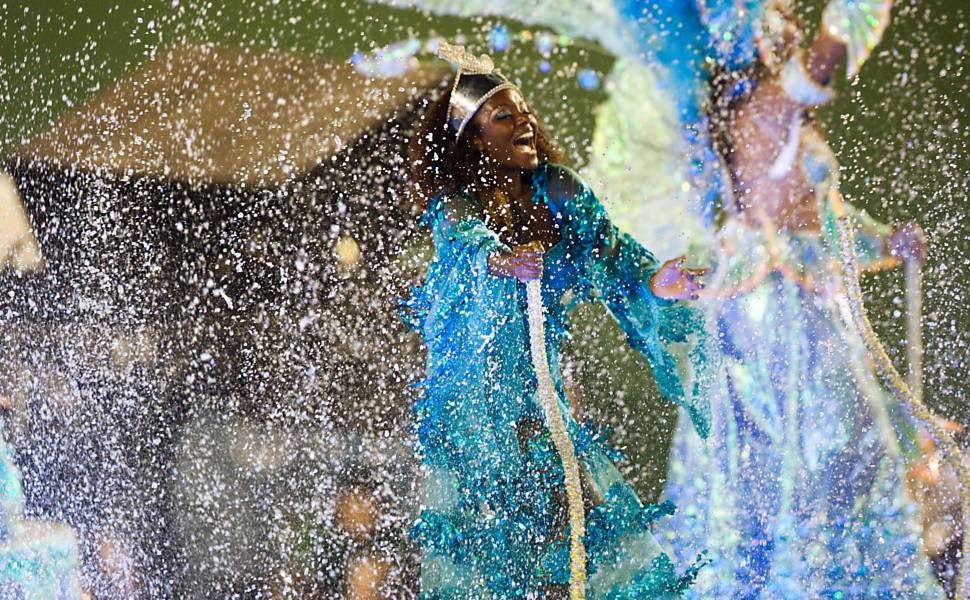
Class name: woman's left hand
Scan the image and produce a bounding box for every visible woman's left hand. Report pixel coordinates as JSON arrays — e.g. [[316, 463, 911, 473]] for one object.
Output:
[[649, 256, 710, 301]]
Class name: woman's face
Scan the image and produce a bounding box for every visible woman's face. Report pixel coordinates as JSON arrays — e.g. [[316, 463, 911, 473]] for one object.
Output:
[[469, 87, 540, 171]]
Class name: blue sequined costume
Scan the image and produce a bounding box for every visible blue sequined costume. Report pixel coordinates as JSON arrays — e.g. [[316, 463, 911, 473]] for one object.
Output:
[[403, 163, 711, 599], [659, 126, 944, 598]]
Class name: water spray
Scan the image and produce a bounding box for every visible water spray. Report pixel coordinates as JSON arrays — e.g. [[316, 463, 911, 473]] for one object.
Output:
[[836, 216, 970, 597]]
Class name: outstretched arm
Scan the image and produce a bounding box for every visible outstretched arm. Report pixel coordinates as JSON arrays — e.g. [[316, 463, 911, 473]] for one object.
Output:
[[804, 27, 847, 85], [826, 190, 926, 273], [542, 166, 705, 299], [542, 165, 713, 437]]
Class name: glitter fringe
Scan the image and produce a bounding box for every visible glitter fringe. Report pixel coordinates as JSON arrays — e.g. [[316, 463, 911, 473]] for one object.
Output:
[[526, 279, 587, 599], [837, 216, 970, 596]]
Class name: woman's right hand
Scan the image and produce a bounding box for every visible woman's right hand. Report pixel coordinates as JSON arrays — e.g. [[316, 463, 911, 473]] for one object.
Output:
[[488, 241, 544, 282], [649, 256, 709, 300]]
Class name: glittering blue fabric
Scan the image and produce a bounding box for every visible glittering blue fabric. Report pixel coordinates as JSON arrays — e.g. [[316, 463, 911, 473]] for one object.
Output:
[[402, 163, 711, 598], [659, 142, 943, 598], [615, 0, 766, 116]]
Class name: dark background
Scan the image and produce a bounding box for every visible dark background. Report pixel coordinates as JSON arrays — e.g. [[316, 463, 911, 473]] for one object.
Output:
[[0, 0, 966, 596]]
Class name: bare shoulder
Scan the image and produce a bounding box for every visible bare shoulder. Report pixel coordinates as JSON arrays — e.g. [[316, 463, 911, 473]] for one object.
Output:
[[541, 163, 586, 205], [437, 189, 482, 224]]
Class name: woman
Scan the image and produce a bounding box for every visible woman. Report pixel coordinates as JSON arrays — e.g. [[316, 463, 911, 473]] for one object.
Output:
[[659, 3, 944, 597], [402, 44, 711, 598]]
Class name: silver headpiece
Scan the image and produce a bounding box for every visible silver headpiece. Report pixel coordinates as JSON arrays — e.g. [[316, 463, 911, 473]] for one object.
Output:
[[436, 41, 517, 141]]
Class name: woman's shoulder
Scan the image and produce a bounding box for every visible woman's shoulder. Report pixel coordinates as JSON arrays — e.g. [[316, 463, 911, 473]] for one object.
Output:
[[539, 162, 584, 187], [537, 163, 588, 205], [424, 187, 480, 226]]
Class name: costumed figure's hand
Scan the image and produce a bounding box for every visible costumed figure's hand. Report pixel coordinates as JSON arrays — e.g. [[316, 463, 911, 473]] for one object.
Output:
[[888, 221, 927, 264], [821, 0, 894, 78], [488, 240, 544, 282], [649, 256, 709, 301]]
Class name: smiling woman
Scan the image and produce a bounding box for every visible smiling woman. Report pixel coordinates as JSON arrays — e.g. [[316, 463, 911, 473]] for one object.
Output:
[[408, 78, 564, 208], [473, 88, 541, 169], [401, 44, 713, 599]]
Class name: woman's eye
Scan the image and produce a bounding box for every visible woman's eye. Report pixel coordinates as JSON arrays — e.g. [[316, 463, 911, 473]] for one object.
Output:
[[495, 111, 511, 120]]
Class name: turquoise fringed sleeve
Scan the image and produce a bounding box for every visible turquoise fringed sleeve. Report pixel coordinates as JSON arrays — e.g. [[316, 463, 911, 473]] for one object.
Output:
[[401, 191, 575, 595], [402, 191, 508, 337], [539, 165, 713, 439], [401, 192, 530, 473]]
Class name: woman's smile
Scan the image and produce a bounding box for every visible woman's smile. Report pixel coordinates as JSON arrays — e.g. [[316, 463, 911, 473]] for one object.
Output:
[[512, 127, 536, 154]]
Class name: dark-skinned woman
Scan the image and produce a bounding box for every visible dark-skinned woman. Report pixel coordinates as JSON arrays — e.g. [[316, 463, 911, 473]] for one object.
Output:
[[401, 43, 712, 599]]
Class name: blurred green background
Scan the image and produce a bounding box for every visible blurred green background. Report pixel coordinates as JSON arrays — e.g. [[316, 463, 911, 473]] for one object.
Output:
[[0, 0, 966, 500]]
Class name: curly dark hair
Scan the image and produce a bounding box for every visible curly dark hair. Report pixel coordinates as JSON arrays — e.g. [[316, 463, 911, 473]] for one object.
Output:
[[407, 83, 567, 214], [706, 64, 763, 177]]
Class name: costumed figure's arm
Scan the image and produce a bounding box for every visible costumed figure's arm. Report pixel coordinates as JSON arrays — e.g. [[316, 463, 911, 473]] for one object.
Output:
[[824, 189, 926, 273], [780, 0, 894, 91], [765, 0, 893, 115], [541, 165, 713, 439], [771, 0, 917, 274], [401, 192, 522, 471]]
